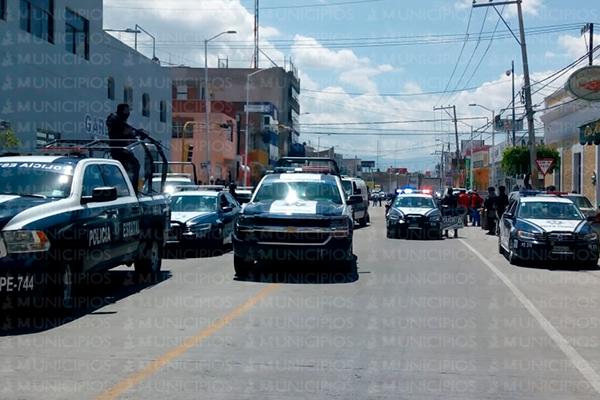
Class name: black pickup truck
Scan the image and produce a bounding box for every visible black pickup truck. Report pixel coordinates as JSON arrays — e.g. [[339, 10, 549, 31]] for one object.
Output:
[[0, 138, 170, 310]]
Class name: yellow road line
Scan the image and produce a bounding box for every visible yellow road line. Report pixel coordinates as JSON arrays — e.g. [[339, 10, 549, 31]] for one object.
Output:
[[96, 283, 280, 400]]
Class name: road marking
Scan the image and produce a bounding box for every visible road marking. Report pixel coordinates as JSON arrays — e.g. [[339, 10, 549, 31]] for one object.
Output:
[[460, 239, 600, 394], [95, 283, 280, 400]]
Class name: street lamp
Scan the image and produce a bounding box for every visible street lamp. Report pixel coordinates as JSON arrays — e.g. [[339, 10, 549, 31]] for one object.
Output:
[[205, 30, 237, 181], [134, 24, 158, 63], [244, 67, 278, 185], [469, 103, 495, 187]]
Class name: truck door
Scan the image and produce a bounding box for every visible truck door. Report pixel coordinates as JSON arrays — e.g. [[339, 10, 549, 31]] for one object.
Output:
[[99, 164, 142, 263]]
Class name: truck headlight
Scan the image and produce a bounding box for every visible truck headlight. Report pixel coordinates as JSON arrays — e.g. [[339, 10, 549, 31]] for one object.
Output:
[[331, 218, 350, 237], [3, 230, 51, 253], [387, 209, 402, 220], [583, 232, 598, 241], [189, 223, 211, 232], [517, 230, 538, 240]]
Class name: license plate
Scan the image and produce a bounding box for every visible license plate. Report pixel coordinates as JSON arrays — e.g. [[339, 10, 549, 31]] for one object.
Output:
[[0, 275, 35, 293], [552, 246, 570, 253]]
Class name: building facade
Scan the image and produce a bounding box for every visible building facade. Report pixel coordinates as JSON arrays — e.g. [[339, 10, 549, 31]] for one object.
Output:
[[0, 0, 171, 151], [542, 87, 600, 205], [170, 66, 300, 184]]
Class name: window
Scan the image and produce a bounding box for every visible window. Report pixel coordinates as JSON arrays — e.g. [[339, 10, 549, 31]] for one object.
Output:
[[160, 101, 167, 123], [82, 165, 105, 197], [142, 93, 150, 117], [1, 0, 6, 20], [100, 164, 132, 197], [176, 84, 188, 100], [107, 77, 115, 100], [124, 86, 133, 105], [20, 0, 54, 42], [65, 8, 88, 59]]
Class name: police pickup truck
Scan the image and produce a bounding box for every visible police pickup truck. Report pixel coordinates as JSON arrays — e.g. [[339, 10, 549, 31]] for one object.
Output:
[[0, 139, 170, 310], [232, 157, 361, 277]]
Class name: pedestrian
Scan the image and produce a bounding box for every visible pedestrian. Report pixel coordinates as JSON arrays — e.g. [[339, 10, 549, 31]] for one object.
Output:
[[496, 186, 509, 223], [470, 190, 483, 227], [229, 182, 238, 202], [106, 103, 145, 193], [484, 186, 498, 235], [457, 189, 470, 226], [441, 187, 458, 238]]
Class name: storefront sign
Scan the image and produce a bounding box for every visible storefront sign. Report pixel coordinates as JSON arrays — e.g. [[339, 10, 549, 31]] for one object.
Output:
[[565, 66, 600, 101], [579, 118, 600, 145]]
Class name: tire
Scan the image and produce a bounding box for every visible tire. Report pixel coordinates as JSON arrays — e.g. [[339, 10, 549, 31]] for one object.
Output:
[[386, 228, 396, 239], [135, 238, 162, 280], [234, 255, 254, 278], [507, 246, 520, 266], [359, 212, 368, 227], [48, 263, 75, 311]]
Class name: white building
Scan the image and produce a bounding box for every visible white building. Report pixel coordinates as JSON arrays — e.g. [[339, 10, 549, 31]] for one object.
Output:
[[0, 0, 171, 150]]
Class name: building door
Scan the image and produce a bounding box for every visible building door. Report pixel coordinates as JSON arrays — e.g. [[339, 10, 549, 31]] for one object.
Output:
[[573, 152, 582, 194]]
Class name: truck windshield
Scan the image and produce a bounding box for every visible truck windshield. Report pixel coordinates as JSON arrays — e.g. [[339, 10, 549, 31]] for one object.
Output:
[[0, 162, 74, 198], [254, 179, 343, 204]]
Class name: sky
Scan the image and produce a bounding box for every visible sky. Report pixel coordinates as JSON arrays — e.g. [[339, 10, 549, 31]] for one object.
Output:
[[103, 0, 600, 172]]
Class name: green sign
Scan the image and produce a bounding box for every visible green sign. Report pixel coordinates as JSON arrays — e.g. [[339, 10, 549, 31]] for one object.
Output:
[[580, 118, 600, 145]]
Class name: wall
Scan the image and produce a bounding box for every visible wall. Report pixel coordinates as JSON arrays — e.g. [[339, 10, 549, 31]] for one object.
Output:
[[0, 0, 171, 151]]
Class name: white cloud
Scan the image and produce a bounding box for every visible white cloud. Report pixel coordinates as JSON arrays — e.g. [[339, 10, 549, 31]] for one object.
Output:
[[291, 35, 395, 92], [102, 0, 283, 67], [456, 0, 543, 17], [556, 34, 600, 60]]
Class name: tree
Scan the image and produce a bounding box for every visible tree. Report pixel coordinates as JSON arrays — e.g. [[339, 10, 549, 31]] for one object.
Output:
[[0, 128, 20, 150], [501, 145, 560, 176]]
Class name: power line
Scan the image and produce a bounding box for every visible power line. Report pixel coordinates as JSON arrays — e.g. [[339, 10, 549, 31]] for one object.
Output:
[[106, 0, 385, 11], [299, 117, 489, 126]]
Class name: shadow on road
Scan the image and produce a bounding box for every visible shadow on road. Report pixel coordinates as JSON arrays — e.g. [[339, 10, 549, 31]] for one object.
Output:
[[164, 244, 232, 259], [0, 270, 172, 336], [236, 257, 359, 284], [514, 261, 599, 272]]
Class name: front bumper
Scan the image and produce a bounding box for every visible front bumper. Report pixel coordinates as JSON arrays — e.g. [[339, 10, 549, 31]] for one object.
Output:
[[512, 236, 599, 262], [0, 253, 52, 303], [233, 225, 352, 263], [167, 223, 217, 245], [387, 217, 441, 238]]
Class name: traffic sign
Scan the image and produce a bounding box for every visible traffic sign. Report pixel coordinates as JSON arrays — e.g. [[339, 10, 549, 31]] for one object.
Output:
[[535, 158, 555, 176]]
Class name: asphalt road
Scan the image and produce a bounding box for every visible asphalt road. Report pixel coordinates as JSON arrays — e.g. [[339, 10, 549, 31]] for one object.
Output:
[[3, 207, 600, 399]]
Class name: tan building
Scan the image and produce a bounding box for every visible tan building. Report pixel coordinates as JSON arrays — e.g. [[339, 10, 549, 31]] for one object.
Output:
[[541, 88, 600, 205], [171, 99, 237, 183]]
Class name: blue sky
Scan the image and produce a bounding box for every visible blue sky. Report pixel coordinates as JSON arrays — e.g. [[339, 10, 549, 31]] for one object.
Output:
[[104, 0, 600, 172]]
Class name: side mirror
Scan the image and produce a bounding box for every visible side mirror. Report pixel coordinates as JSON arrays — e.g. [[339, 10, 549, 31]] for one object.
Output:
[[82, 187, 118, 204], [347, 195, 363, 205], [355, 188, 362, 195], [503, 212, 514, 220], [222, 206, 233, 213], [586, 215, 596, 222]]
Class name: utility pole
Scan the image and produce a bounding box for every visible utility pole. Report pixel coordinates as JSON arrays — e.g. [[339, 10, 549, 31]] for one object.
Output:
[[582, 23, 594, 66], [254, 0, 259, 68], [474, 0, 537, 188], [434, 105, 460, 186]]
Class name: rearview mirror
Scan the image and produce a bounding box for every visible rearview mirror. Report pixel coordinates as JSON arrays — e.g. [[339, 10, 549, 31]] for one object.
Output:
[[347, 195, 363, 205], [82, 187, 118, 204]]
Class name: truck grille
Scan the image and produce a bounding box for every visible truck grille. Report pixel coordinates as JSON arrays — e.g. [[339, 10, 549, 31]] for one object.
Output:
[[255, 230, 331, 244]]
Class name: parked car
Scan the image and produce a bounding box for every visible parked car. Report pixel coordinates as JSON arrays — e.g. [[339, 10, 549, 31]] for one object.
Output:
[[565, 193, 597, 218], [341, 176, 370, 226], [167, 188, 240, 248], [498, 192, 598, 266]]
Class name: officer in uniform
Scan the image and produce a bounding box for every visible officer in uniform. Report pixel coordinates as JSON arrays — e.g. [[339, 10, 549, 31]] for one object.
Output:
[[106, 104, 147, 193]]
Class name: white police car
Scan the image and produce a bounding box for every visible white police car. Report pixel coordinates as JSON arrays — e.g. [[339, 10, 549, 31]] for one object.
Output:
[[499, 193, 599, 266], [386, 192, 442, 239], [0, 155, 170, 309]]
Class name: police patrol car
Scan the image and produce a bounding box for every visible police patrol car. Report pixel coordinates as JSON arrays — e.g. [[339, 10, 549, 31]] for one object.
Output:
[[0, 141, 170, 309], [498, 192, 599, 266], [386, 191, 442, 239], [232, 157, 361, 277]]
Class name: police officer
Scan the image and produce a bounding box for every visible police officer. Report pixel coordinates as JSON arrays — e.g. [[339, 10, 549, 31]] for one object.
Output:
[[106, 104, 147, 192]]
